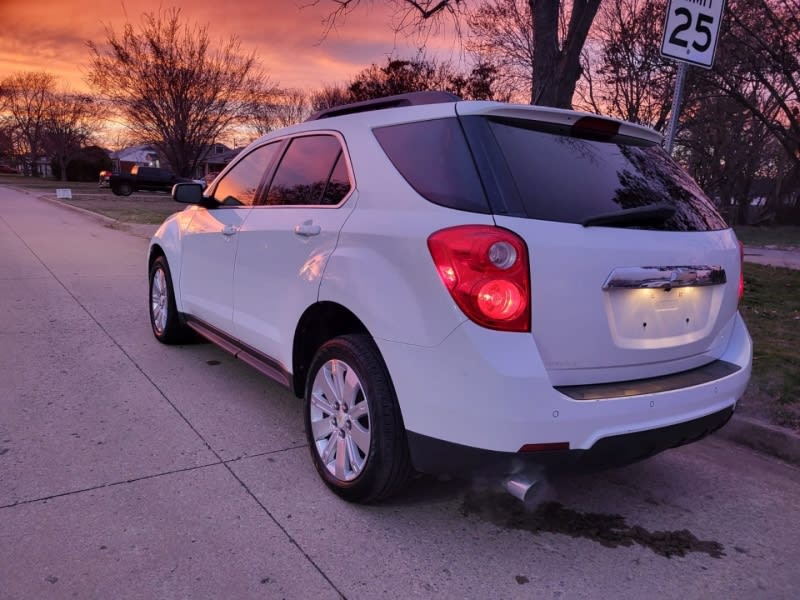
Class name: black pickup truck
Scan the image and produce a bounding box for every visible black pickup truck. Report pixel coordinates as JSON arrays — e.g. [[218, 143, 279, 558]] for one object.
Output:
[[110, 166, 194, 196]]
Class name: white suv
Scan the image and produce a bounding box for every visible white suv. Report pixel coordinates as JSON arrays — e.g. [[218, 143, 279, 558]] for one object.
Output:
[[148, 92, 752, 503]]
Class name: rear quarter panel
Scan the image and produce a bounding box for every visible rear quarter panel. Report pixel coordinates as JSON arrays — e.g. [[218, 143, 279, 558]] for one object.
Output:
[[319, 126, 494, 347]]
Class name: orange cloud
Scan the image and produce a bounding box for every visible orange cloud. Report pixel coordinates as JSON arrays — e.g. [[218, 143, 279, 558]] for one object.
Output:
[[0, 0, 464, 92]]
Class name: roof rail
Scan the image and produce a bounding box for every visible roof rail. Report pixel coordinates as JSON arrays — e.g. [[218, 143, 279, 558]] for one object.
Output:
[[306, 91, 461, 121]]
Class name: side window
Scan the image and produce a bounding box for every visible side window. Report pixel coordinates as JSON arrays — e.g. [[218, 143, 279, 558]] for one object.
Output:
[[213, 142, 280, 206], [373, 118, 490, 214], [322, 153, 351, 205], [265, 135, 351, 206]]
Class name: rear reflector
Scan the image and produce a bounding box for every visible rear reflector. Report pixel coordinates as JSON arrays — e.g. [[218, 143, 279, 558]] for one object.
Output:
[[738, 240, 745, 302]]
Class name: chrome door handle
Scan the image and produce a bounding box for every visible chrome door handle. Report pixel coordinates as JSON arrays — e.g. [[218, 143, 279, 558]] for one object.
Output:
[[222, 225, 238, 236], [294, 223, 321, 237]]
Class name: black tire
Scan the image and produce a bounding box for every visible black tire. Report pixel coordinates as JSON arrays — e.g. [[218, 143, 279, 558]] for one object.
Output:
[[304, 334, 413, 503], [115, 182, 133, 196], [148, 256, 191, 344]]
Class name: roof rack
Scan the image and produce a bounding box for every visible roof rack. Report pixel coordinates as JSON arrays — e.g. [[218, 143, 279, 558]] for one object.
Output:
[[306, 91, 461, 121]]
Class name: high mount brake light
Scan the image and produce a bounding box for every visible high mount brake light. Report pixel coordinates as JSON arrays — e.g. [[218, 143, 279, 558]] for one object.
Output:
[[428, 226, 530, 332], [570, 116, 621, 141]]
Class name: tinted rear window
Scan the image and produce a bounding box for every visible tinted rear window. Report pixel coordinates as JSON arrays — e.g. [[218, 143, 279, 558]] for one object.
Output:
[[486, 119, 727, 231], [373, 118, 490, 214]]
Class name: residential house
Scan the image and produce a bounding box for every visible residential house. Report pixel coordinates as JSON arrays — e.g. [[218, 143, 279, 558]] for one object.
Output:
[[109, 144, 161, 174]]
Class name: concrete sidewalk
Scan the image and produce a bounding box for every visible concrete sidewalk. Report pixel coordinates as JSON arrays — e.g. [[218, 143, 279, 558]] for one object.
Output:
[[744, 246, 800, 269]]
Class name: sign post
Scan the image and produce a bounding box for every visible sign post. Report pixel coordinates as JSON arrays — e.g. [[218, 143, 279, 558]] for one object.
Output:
[[660, 0, 726, 153]]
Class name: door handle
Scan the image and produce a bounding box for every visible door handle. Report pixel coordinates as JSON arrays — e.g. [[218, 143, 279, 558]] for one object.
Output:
[[294, 222, 321, 237], [222, 225, 238, 237]]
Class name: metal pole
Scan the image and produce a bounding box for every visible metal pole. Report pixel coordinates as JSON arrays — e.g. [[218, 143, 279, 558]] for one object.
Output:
[[664, 61, 689, 155]]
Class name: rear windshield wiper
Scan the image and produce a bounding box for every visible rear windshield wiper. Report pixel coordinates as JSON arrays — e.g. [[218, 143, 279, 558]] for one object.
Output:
[[582, 203, 676, 228]]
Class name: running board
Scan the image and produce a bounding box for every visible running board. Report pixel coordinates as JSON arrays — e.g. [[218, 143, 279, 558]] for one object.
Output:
[[184, 317, 292, 389]]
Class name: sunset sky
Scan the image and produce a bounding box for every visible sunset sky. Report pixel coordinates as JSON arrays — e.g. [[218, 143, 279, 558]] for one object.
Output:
[[0, 0, 459, 92]]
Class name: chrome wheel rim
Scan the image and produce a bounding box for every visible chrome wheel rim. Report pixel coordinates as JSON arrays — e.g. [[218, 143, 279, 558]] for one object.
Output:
[[150, 267, 168, 334], [310, 359, 371, 482]]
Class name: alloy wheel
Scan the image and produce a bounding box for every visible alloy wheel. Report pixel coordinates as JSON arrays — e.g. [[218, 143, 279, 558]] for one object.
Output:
[[309, 359, 371, 482]]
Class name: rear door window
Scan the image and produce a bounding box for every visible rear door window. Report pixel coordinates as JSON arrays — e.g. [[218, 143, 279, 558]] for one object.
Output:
[[264, 135, 351, 206], [482, 119, 727, 231]]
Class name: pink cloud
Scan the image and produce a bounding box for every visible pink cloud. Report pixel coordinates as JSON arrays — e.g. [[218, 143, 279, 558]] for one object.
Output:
[[0, 0, 463, 92]]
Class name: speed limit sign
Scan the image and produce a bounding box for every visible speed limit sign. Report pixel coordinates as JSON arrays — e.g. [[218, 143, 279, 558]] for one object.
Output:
[[660, 0, 725, 68]]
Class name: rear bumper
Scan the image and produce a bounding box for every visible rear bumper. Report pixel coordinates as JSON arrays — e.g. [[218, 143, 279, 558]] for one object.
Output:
[[407, 406, 734, 476], [378, 312, 751, 472]]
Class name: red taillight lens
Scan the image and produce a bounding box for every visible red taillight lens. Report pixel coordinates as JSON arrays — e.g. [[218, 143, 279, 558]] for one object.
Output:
[[738, 240, 745, 303], [428, 225, 530, 332]]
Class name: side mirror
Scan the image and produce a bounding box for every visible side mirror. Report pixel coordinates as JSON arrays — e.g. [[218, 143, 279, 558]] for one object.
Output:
[[172, 182, 204, 204]]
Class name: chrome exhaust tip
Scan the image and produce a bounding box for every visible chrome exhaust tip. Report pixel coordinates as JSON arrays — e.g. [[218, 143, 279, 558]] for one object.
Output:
[[503, 473, 539, 503]]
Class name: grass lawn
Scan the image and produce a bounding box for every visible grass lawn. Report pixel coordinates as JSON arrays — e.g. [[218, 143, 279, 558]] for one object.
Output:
[[0, 174, 180, 224], [734, 225, 800, 248], [54, 194, 180, 224], [739, 263, 800, 431]]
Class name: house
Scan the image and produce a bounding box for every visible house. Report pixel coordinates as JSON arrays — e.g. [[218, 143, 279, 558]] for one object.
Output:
[[109, 144, 161, 174], [194, 145, 243, 181], [107, 142, 243, 180]]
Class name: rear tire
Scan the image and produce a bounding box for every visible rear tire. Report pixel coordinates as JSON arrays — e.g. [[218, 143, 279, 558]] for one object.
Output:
[[114, 182, 133, 196], [304, 334, 412, 503], [149, 256, 191, 344]]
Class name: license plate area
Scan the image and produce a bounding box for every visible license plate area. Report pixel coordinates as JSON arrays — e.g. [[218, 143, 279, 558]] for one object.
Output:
[[604, 285, 721, 349]]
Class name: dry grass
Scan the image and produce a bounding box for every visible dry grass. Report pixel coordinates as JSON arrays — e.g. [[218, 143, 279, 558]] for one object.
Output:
[[739, 263, 800, 431], [1, 175, 180, 224], [734, 225, 800, 248]]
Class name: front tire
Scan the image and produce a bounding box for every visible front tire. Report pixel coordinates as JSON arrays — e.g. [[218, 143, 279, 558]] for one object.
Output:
[[304, 334, 412, 503], [149, 256, 191, 344]]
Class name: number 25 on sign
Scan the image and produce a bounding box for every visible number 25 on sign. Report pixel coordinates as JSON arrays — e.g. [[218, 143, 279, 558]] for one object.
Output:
[[660, 0, 725, 69]]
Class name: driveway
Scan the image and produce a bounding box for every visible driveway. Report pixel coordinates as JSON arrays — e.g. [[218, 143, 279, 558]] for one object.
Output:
[[1, 187, 799, 599], [744, 246, 800, 269]]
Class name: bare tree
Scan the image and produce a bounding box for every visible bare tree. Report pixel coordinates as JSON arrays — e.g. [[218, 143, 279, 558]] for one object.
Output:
[[347, 56, 455, 100], [310, 84, 354, 113], [87, 8, 265, 177], [322, 0, 601, 108], [307, 54, 505, 110], [576, 0, 674, 130], [466, 0, 535, 102], [42, 92, 101, 181], [679, 93, 774, 224], [708, 0, 800, 187], [0, 72, 56, 176], [244, 86, 310, 137]]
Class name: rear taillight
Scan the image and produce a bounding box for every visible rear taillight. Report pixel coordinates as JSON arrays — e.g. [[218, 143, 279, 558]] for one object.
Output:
[[738, 240, 745, 303], [428, 225, 530, 332]]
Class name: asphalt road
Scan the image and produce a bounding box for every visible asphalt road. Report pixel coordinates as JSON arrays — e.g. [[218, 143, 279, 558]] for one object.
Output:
[[1, 187, 799, 600]]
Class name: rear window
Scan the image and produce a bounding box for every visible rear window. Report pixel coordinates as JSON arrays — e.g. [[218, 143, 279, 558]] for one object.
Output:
[[485, 119, 727, 231], [373, 118, 490, 214]]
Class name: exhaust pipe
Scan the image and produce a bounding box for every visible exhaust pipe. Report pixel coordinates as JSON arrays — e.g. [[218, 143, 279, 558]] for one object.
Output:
[[503, 473, 539, 503]]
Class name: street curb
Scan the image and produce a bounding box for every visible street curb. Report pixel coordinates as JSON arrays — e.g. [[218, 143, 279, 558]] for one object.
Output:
[[715, 414, 800, 467]]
